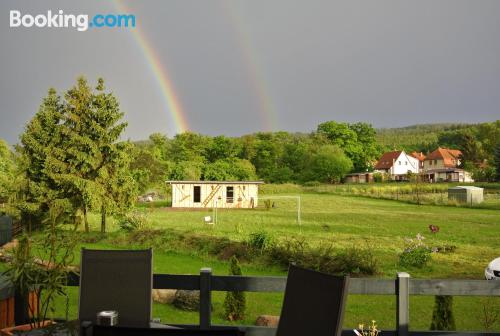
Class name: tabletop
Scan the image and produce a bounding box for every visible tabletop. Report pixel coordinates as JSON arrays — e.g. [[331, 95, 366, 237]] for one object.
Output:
[[14, 321, 245, 336]]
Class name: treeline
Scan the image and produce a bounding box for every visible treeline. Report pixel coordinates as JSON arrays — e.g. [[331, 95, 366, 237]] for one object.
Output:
[[130, 121, 381, 190]]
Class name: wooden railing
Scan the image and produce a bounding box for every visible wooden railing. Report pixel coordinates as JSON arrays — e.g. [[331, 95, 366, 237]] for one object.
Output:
[[65, 270, 500, 336]]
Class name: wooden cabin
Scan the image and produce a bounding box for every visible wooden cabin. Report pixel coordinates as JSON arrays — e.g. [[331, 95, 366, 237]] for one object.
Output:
[[167, 181, 264, 208]]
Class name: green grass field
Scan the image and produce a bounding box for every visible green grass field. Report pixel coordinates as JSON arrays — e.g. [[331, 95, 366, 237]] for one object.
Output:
[[4, 191, 500, 331], [98, 193, 499, 279]]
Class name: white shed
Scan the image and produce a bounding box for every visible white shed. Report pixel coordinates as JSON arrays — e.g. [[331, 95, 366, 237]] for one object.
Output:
[[167, 181, 264, 208], [448, 186, 484, 205]]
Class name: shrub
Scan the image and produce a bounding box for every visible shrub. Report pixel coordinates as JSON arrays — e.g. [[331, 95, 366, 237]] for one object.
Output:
[[303, 181, 321, 187], [223, 256, 246, 321], [117, 211, 150, 231], [430, 296, 456, 330], [268, 237, 379, 276], [399, 234, 432, 268], [373, 172, 384, 182], [248, 231, 274, 253]]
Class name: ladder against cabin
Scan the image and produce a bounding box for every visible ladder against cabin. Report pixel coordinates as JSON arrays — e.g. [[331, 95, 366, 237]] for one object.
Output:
[[202, 185, 222, 207]]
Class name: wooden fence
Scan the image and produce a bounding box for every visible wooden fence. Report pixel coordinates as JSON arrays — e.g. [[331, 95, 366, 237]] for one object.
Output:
[[65, 270, 500, 336]]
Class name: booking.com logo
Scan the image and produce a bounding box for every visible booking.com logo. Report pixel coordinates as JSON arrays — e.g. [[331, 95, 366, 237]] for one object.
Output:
[[9, 10, 136, 32]]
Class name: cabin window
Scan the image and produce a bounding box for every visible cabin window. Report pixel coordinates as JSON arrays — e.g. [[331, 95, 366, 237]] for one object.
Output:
[[226, 186, 234, 203], [193, 186, 201, 203]]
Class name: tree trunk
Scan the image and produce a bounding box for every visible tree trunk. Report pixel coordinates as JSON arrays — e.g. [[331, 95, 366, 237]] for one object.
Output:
[[83, 206, 89, 233], [101, 206, 106, 233]]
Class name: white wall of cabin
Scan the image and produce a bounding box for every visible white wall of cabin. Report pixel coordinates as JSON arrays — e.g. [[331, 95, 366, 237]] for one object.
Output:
[[171, 183, 259, 208]]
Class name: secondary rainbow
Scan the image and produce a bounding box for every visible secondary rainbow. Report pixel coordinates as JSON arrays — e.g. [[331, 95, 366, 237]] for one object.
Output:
[[220, 1, 279, 131], [112, 0, 189, 134]]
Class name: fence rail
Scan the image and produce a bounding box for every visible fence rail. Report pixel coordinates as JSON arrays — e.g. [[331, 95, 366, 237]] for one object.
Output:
[[64, 269, 500, 336]]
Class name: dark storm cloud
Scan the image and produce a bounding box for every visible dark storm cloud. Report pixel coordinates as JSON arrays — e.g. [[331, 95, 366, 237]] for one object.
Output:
[[1, 0, 499, 144]]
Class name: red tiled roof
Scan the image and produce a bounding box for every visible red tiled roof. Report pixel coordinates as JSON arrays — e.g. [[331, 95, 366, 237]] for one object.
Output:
[[375, 151, 402, 169], [410, 152, 426, 161], [425, 148, 461, 167]]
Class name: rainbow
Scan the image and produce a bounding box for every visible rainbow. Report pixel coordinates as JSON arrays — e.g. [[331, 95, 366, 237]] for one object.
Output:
[[220, 1, 279, 132], [112, 0, 189, 134]]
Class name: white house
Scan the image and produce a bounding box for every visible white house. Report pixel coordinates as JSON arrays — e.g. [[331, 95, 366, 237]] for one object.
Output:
[[167, 181, 264, 208], [374, 151, 420, 180]]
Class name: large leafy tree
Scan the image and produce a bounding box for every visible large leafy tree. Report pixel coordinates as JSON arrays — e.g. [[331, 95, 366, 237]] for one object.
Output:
[[317, 121, 378, 171], [310, 145, 353, 183]]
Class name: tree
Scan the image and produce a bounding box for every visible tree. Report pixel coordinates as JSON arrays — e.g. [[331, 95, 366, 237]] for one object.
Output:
[[205, 135, 241, 163], [170, 160, 203, 180], [495, 141, 500, 182], [317, 121, 378, 171], [223, 256, 246, 321], [16, 77, 136, 233], [202, 158, 257, 181], [16, 88, 66, 229], [0, 139, 15, 203], [430, 296, 456, 331], [91, 78, 136, 233], [311, 145, 353, 183], [348, 122, 380, 170]]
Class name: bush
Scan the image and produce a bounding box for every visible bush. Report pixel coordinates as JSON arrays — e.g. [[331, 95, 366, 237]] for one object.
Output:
[[248, 231, 274, 253], [268, 237, 379, 276], [399, 247, 432, 268], [117, 211, 150, 231], [223, 256, 246, 321], [399, 234, 432, 268]]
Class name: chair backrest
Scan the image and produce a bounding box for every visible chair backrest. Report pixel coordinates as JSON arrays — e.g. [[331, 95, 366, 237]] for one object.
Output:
[[78, 249, 153, 327], [276, 265, 349, 336]]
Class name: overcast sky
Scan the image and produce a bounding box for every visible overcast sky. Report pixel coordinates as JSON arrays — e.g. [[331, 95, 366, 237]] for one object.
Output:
[[1, 0, 500, 144]]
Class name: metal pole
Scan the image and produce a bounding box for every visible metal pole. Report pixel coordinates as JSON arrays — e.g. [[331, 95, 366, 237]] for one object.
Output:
[[297, 196, 301, 225]]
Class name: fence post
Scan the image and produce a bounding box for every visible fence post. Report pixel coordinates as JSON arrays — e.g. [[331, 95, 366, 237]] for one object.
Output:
[[200, 268, 212, 329], [397, 272, 410, 336]]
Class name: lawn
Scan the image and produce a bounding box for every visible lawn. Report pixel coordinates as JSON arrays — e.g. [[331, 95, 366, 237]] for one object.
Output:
[[4, 192, 500, 331], [95, 192, 500, 279]]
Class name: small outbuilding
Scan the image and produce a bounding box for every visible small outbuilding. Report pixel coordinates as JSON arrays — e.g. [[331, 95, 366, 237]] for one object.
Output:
[[448, 186, 484, 205], [344, 172, 374, 184], [167, 181, 264, 209]]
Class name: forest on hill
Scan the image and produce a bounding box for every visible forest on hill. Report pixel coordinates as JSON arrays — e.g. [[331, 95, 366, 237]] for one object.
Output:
[[128, 120, 500, 188]]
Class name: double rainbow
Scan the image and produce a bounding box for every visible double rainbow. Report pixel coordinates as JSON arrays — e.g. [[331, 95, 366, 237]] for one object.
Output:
[[113, 0, 189, 134]]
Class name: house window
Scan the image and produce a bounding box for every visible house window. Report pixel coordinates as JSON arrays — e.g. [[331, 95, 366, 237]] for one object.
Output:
[[405, 161, 407, 165], [434, 160, 437, 165], [429, 161, 432, 166], [193, 186, 201, 203], [226, 186, 234, 203], [398, 161, 401, 165]]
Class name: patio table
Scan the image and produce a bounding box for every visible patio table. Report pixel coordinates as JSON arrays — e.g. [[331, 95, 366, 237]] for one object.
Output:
[[13, 320, 245, 336]]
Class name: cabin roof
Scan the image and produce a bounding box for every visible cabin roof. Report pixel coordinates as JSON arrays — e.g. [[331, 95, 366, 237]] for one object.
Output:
[[166, 180, 264, 185]]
